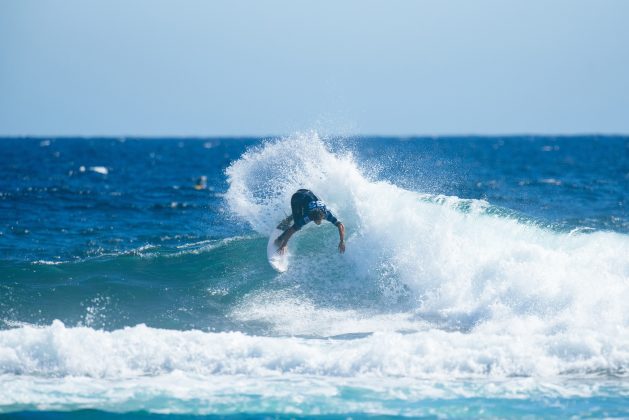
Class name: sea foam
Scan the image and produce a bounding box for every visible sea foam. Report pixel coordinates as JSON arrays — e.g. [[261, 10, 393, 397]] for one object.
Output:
[[1, 320, 627, 380], [1, 320, 629, 416]]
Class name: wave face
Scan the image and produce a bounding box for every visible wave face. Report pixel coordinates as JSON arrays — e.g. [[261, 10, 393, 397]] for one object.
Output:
[[225, 132, 629, 338], [1, 134, 629, 416]]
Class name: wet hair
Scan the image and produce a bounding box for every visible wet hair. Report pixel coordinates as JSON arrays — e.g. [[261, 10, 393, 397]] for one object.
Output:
[[308, 209, 325, 221]]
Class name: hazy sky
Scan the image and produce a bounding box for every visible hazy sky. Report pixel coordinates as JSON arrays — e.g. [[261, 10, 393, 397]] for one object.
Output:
[[1, 0, 629, 136]]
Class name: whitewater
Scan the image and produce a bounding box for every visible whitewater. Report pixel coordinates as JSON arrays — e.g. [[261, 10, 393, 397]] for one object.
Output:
[[1, 133, 628, 417]]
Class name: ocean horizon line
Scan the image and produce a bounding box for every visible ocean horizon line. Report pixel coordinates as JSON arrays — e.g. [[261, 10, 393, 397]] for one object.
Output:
[[1, 132, 628, 140]]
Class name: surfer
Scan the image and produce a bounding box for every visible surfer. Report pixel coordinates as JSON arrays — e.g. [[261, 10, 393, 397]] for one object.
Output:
[[194, 175, 207, 190], [275, 189, 345, 254]]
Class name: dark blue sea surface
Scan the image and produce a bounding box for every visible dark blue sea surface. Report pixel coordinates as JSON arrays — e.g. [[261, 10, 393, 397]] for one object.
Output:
[[1, 134, 628, 417]]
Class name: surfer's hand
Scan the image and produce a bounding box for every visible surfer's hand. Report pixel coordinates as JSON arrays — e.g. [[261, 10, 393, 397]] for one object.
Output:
[[338, 240, 345, 254]]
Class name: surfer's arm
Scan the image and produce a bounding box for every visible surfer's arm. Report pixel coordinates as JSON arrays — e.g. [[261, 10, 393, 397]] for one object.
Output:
[[336, 222, 345, 254], [325, 211, 345, 254]]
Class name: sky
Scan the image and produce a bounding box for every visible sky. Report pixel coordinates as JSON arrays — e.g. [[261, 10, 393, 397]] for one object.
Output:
[[1, 0, 629, 137]]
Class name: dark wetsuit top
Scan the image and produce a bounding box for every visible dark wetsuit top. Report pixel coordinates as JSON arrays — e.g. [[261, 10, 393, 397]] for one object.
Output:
[[290, 189, 339, 231]]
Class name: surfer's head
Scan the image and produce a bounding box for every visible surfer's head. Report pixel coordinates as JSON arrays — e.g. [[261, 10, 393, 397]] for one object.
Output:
[[307, 200, 326, 225], [309, 209, 325, 225]]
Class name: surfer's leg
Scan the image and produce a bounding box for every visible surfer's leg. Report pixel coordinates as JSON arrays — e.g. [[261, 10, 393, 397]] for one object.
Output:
[[275, 225, 296, 248], [276, 215, 293, 230], [275, 229, 287, 245], [276, 192, 303, 230], [275, 225, 290, 245], [290, 191, 307, 223], [274, 192, 306, 243]]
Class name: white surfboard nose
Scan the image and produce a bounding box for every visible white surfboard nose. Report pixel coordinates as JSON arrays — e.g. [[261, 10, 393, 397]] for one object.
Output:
[[267, 228, 289, 272]]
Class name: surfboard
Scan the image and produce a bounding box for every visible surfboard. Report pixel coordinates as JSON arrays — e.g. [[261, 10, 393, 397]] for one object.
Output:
[[267, 228, 289, 272]]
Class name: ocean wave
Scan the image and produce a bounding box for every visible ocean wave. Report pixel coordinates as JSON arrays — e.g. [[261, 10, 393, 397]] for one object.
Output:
[[2, 134, 629, 416], [219, 132, 629, 383], [1, 321, 627, 380], [5, 133, 629, 341], [225, 132, 629, 324], [1, 320, 629, 415]]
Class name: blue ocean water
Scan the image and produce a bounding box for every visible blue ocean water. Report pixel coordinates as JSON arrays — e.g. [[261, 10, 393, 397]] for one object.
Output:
[[0, 133, 628, 418]]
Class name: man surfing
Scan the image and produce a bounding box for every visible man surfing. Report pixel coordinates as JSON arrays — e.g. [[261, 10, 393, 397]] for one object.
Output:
[[275, 189, 345, 254]]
